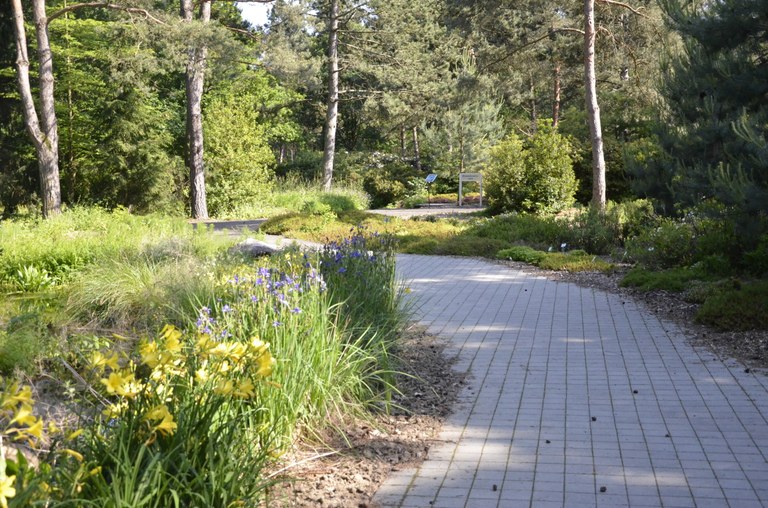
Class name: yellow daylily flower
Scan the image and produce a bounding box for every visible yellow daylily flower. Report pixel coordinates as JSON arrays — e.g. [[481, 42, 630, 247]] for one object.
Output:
[[61, 448, 84, 462], [91, 351, 120, 371], [1, 384, 33, 409], [139, 341, 160, 368], [256, 352, 275, 378], [66, 429, 83, 440], [234, 379, 255, 399], [213, 379, 234, 396], [100, 371, 129, 395], [249, 338, 267, 354], [195, 368, 209, 383], [153, 414, 177, 437], [13, 418, 43, 443], [99, 371, 142, 398], [0, 474, 16, 508], [196, 333, 216, 353], [9, 405, 36, 427], [160, 325, 183, 354], [144, 404, 177, 437]]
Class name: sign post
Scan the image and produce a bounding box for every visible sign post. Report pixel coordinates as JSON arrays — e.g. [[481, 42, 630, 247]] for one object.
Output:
[[425, 173, 437, 208], [458, 172, 483, 207]]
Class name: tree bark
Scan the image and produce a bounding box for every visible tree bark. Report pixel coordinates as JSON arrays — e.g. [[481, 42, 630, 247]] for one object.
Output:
[[12, 0, 62, 218], [399, 124, 406, 159], [584, 0, 607, 209], [321, 0, 339, 192], [552, 62, 561, 129], [183, 0, 210, 219], [529, 73, 537, 131], [412, 126, 421, 171]]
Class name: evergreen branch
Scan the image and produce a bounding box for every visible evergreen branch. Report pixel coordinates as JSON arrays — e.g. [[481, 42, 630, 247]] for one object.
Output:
[[47, 2, 168, 25], [339, 1, 370, 19], [597, 0, 649, 19], [226, 25, 260, 40], [478, 27, 583, 73]]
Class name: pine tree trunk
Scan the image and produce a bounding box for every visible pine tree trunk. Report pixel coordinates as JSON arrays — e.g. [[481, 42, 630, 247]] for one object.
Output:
[[412, 126, 421, 171], [12, 0, 62, 218], [183, 0, 210, 219], [530, 73, 537, 131], [552, 63, 561, 129], [584, 0, 607, 209], [321, 0, 339, 192], [399, 124, 406, 158]]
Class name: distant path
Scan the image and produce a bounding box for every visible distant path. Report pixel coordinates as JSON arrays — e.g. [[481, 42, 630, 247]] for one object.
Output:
[[368, 205, 484, 219], [374, 254, 768, 507], [190, 205, 484, 235]]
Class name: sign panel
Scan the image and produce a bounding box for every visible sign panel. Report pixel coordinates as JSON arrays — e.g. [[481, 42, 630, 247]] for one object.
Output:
[[425, 173, 437, 183], [460, 172, 482, 182]]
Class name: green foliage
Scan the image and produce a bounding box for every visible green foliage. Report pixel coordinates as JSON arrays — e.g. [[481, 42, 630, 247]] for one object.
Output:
[[744, 235, 768, 276], [536, 252, 614, 272], [469, 214, 570, 250], [567, 201, 657, 255], [696, 280, 768, 331], [497, 246, 613, 272], [619, 266, 706, 292], [496, 246, 547, 264], [0, 314, 51, 374], [229, 180, 370, 219], [0, 207, 226, 292], [625, 210, 740, 270], [485, 124, 577, 214], [66, 254, 217, 332], [204, 71, 302, 217], [358, 154, 422, 208], [640, 0, 768, 232], [433, 236, 510, 257]]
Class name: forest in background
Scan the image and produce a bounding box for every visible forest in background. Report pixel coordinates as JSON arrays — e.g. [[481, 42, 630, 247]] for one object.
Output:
[[1, 0, 766, 242]]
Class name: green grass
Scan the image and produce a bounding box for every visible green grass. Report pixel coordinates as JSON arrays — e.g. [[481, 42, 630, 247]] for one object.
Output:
[[0, 207, 226, 292]]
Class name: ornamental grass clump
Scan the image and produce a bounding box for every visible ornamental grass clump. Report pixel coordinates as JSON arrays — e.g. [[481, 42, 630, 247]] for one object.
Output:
[[199, 231, 402, 447]]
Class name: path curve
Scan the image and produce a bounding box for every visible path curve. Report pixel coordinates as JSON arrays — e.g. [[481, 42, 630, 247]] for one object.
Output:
[[374, 254, 768, 508]]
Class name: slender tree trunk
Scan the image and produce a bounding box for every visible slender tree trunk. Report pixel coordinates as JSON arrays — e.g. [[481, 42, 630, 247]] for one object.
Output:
[[552, 62, 561, 129], [412, 126, 421, 171], [529, 73, 537, 131], [399, 124, 406, 158], [584, 0, 606, 209], [182, 0, 210, 219], [321, 0, 339, 192], [12, 0, 62, 218]]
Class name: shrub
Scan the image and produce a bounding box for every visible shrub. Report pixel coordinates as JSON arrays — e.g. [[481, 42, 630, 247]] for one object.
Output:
[[0, 314, 52, 374], [696, 280, 768, 330], [619, 266, 706, 292], [625, 219, 696, 269], [536, 252, 614, 272], [363, 161, 421, 209], [744, 234, 768, 276], [203, 89, 276, 217], [469, 214, 571, 250], [433, 236, 510, 257], [485, 123, 577, 214], [497, 246, 547, 264]]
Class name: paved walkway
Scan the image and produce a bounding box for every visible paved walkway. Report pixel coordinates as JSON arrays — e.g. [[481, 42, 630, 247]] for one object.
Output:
[[374, 255, 768, 508]]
